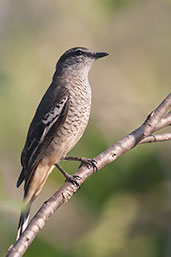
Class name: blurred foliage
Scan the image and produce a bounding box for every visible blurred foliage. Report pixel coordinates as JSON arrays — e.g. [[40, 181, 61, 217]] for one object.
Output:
[[0, 0, 171, 256], [101, 0, 141, 11], [24, 238, 74, 257]]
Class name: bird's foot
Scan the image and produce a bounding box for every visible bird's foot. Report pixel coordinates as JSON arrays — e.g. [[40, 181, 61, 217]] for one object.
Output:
[[65, 174, 81, 187], [79, 157, 98, 172], [55, 163, 81, 187], [63, 156, 98, 173]]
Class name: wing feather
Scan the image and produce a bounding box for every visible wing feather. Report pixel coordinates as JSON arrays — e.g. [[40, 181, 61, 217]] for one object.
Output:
[[17, 84, 69, 188]]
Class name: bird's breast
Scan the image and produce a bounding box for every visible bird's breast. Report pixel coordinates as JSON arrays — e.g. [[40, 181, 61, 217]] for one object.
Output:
[[44, 80, 91, 164], [58, 80, 91, 142]]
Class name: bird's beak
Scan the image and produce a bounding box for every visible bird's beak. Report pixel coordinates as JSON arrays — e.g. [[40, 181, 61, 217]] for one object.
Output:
[[95, 52, 109, 59]]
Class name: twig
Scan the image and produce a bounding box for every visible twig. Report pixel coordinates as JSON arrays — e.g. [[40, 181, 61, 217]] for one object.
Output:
[[139, 133, 171, 144], [6, 93, 171, 257]]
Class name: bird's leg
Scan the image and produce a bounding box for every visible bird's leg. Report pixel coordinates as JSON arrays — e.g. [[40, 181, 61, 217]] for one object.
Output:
[[62, 156, 98, 172], [55, 163, 81, 187]]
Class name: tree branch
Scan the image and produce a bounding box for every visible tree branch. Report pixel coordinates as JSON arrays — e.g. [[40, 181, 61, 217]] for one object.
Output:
[[152, 112, 171, 131], [6, 93, 171, 257], [139, 133, 171, 144]]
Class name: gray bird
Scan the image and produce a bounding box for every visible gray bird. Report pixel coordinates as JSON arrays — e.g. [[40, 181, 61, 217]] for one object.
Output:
[[16, 47, 108, 239]]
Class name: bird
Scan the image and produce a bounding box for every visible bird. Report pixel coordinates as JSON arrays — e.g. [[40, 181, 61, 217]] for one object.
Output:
[[16, 47, 108, 239]]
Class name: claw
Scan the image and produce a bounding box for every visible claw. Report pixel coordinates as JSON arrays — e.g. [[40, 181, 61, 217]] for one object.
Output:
[[55, 163, 81, 188], [80, 158, 98, 173], [62, 156, 98, 173], [65, 175, 81, 188]]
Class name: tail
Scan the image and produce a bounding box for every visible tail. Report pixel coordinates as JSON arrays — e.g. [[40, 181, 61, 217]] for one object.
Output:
[[16, 202, 31, 240], [16, 167, 31, 240], [16, 164, 54, 240]]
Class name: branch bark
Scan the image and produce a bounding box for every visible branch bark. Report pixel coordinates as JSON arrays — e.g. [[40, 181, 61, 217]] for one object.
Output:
[[6, 93, 171, 257], [139, 133, 171, 144]]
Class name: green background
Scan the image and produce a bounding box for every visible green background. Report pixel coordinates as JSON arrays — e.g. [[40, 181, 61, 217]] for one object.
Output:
[[0, 0, 170, 256]]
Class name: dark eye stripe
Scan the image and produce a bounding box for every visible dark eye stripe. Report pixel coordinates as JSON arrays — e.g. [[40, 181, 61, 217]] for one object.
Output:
[[75, 50, 83, 56], [58, 48, 93, 63]]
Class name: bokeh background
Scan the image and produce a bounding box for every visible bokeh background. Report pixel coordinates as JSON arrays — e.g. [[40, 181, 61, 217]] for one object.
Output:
[[0, 0, 171, 256]]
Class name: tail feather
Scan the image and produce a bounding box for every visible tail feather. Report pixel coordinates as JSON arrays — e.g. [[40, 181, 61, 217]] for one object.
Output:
[[16, 203, 31, 240], [16, 168, 25, 188]]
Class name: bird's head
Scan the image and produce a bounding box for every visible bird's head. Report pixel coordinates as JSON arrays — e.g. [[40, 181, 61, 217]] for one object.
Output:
[[56, 47, 109, 76]]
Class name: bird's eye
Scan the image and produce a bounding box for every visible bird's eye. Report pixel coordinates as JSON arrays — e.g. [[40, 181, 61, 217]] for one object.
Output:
[[75, 50, 83, 56]]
